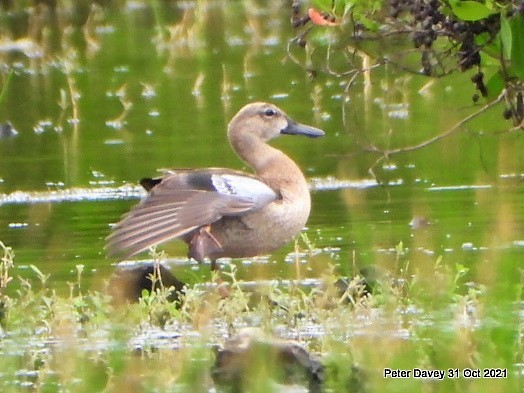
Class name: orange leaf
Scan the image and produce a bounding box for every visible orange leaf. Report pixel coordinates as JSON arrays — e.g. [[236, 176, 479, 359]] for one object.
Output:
[[308, 8, 339, 26]]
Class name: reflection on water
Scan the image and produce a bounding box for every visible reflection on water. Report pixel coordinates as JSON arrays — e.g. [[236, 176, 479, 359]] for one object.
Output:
[[0, 174, 522, 298], [0, 2, 522, 301]]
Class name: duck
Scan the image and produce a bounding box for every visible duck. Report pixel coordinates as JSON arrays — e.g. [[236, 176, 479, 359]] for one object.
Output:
[[105, 102, 324, 270]]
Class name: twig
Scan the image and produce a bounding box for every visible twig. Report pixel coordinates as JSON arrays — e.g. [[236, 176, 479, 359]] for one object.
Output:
[[376, 90, 506, 156]]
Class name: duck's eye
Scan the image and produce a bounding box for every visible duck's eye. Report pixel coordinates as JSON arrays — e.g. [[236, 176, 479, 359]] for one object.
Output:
[[263, 109, 277, 117]]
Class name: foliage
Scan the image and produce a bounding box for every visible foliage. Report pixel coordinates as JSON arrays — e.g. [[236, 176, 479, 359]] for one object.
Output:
[[290, 0, 524, 127]]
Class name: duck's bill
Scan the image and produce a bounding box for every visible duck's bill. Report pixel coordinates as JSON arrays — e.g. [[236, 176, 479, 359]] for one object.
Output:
[[281, 119, 325, 138]]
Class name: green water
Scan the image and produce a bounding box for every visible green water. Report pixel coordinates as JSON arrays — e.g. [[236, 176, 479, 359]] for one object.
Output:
[[0, 2, 522, 300]]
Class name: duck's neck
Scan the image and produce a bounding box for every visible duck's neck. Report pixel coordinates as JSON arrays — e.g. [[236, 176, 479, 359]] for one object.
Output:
[[230, 134, 307, 192], [229, 134, 278, 173]]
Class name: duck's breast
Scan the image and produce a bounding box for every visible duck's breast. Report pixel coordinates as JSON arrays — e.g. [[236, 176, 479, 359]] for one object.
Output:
[[210, 174, 311, 259]]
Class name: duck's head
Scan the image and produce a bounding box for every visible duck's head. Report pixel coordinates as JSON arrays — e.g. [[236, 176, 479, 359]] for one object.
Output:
[[228, 102, 325, 143]]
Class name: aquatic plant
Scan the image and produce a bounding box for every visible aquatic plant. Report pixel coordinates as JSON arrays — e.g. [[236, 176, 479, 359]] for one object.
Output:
[[0, 240, 520, 392]]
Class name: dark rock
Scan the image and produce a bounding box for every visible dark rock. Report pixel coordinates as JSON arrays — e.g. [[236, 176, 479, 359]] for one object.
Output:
[[212, 329, 325, 392], [108, 263, 185, 304]]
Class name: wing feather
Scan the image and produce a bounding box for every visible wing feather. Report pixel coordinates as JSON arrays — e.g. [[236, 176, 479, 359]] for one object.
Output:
[[105, 171, 277, 259]]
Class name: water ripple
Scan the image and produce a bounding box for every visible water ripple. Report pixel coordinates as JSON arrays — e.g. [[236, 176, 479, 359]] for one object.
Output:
[[0, 177, 503, 206], [0, 177, 390, 206], [0, 185, 146, 206]]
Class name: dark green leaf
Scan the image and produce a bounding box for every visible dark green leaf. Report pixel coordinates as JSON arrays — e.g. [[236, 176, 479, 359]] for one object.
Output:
[[509, 15, 524, 80], [476, 32, 500, 60], [485, 71, 505, 99], [500, 14, 512, 60], [449, 0, 496, 22]]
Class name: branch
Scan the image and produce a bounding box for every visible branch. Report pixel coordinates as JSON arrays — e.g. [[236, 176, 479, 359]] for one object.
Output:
[[370, 90, 507, 157]]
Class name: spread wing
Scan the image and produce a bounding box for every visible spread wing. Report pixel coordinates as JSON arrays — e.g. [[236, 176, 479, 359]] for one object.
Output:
[[105, 169, 277, 259]]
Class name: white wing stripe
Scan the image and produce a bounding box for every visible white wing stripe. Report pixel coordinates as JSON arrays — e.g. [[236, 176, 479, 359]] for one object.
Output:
[[211, 174, 276, 209]]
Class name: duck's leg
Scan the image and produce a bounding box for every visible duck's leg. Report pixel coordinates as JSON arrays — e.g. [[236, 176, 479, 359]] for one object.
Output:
[[187, 226, 229, 297], [188, 225, 222, 262], [210, 259, 219, 271]]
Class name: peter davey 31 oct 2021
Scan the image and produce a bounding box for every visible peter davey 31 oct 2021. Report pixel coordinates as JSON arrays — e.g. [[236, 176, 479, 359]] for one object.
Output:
[[383, 367, 508, 380]]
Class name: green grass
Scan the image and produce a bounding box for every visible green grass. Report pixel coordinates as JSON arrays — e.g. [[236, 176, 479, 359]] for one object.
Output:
[[0, 241, 521, 392]]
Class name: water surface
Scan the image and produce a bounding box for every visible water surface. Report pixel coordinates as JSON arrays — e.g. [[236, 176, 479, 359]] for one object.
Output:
[[0, 1, 522, 302]]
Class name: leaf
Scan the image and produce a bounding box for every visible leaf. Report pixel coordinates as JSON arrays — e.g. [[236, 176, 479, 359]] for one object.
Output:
[[476, 32, 500, 60], [500, 14, 512, 60], [308, 8, 339, 26], [449, 0, 496, 21], [313, 0, 350, 16], [334, 0, 348, 15], [509, 15, 524, 80], [357, 16, 380, 31], [312, 0, 333, 12], [485, 71, 504, 99]]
